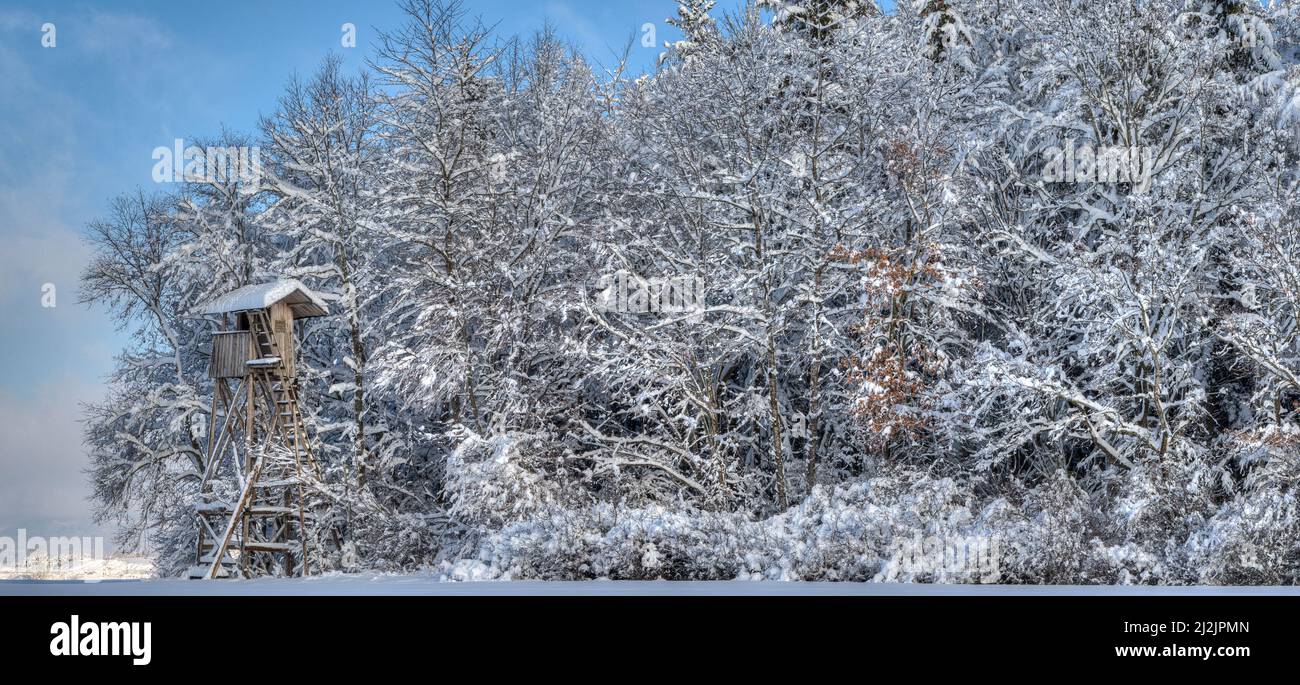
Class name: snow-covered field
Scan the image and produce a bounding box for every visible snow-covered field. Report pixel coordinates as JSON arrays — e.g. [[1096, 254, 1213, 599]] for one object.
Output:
[[0, 557, 154, 582], [3, 576, 1299, 596]]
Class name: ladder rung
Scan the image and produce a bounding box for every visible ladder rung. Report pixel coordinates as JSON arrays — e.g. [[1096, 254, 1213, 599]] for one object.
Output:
[[194, 557, 236, 568], [196, 505, 301, 516], [256, 478, 301, 488], [243, 542, 298, 553], [200, 541, 299, 553]]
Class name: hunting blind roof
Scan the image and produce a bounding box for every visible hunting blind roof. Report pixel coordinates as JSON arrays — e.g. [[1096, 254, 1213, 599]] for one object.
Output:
[[198, 278, 329, 318]]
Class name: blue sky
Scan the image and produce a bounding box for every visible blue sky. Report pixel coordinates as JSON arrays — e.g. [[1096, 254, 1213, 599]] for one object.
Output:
[[0, 0, 758, 550]]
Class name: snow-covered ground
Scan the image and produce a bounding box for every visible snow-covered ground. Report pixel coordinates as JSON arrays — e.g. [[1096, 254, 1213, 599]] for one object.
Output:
[[2, 575, 1299, 596], [0, 557, 154, 582]]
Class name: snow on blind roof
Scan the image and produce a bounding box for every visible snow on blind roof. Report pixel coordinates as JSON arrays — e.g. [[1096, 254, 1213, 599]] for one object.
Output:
[[199, 279, 329, 317]]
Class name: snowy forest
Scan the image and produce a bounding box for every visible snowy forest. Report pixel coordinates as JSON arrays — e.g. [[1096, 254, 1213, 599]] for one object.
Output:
[[80, 0, 1300, 583]]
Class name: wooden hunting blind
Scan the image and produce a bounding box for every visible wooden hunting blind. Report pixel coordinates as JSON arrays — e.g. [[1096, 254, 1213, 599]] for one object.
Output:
[[191, 279, 328, 579], [205, 280, 328, 379]]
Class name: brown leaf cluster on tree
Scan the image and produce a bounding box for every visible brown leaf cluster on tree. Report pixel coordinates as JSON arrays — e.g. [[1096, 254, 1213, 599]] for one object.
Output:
[[834, 245, 950, 456]]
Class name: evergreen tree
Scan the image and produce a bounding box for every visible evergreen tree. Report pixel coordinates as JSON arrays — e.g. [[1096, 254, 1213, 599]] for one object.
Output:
[[760, 0, 877, 43], [667, 0, 719, 58]]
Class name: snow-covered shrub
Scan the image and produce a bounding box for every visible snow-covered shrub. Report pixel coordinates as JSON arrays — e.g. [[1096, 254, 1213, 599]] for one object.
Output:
[[1187, 488, 1300, 585], [1186, 429, 1300, 583], [997, 471, 1175, 584], [444, 467, 1139, 583], [1111, 454, 1223, 565], [340, 511, 450, 573], [443, 430, 571, 530], [989, 471, 1100, 583]]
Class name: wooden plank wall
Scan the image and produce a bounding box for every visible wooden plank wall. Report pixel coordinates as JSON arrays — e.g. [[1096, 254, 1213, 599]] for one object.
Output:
[[210, 331, 254, 378]]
